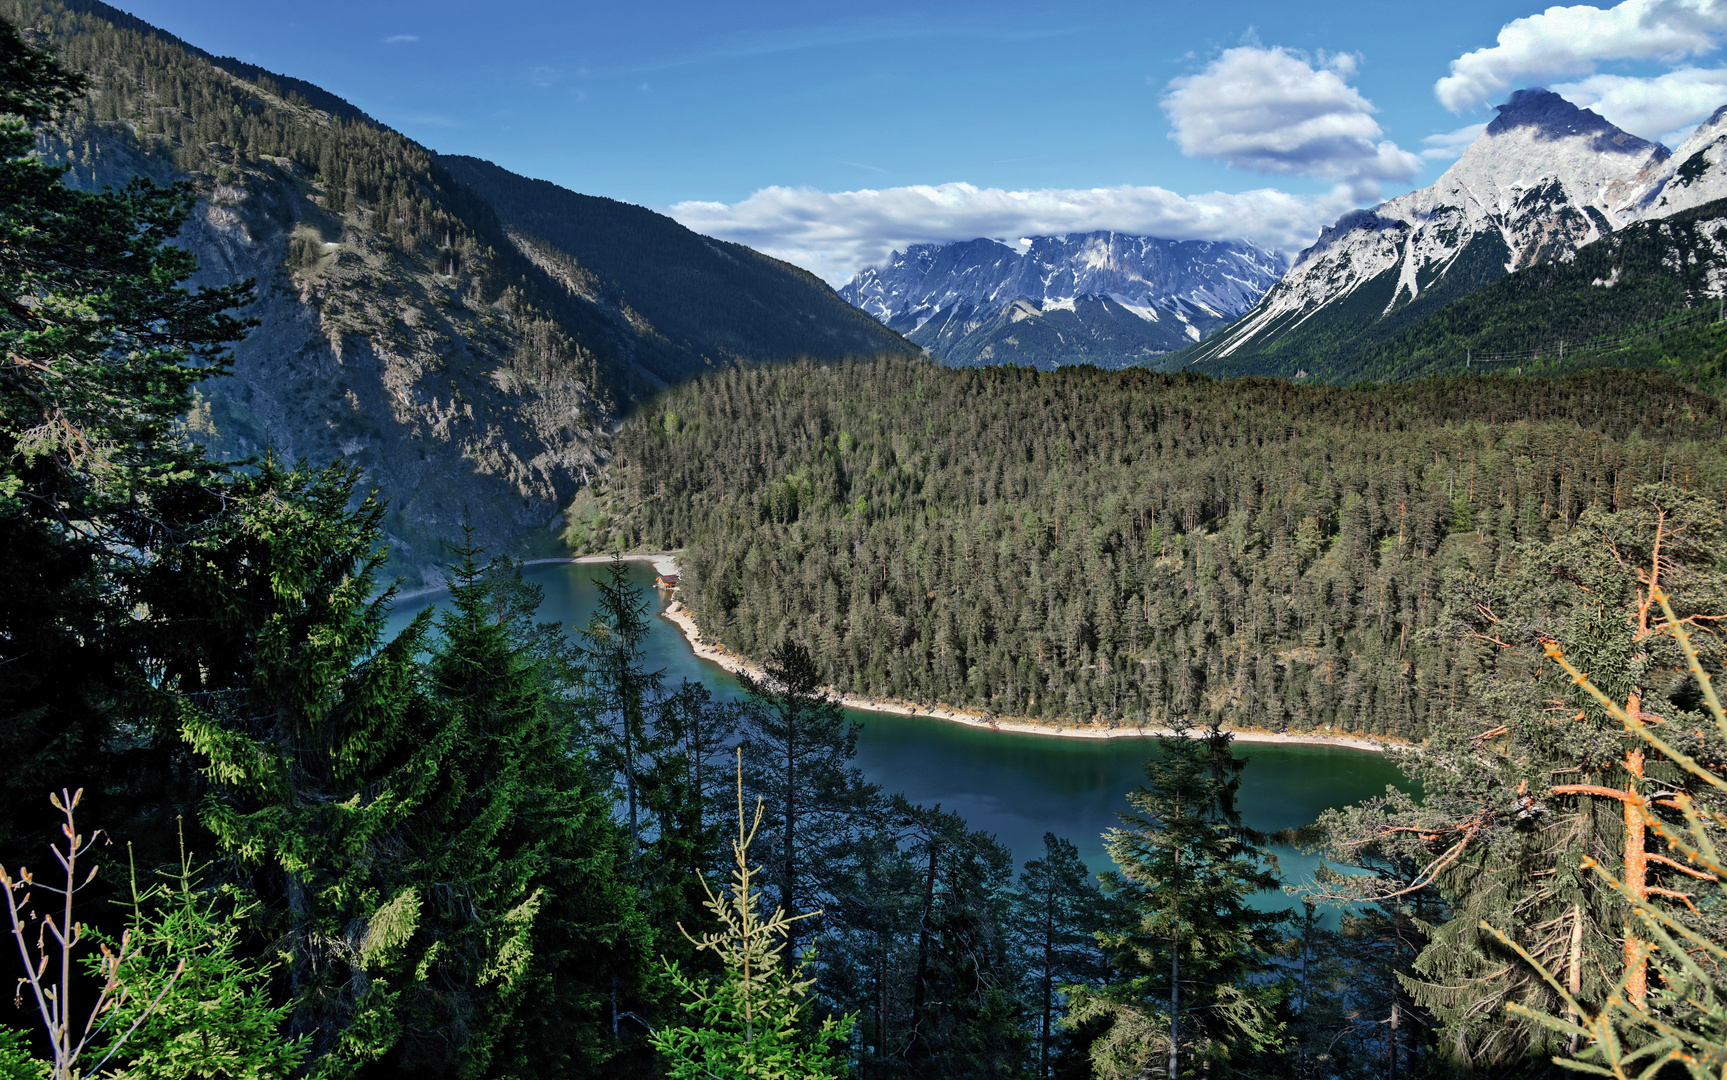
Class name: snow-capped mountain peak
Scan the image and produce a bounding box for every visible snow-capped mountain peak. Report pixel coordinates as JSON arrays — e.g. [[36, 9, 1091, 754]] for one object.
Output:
[[840, 231, 1284, 369], [1192, 89, 1681, 365]]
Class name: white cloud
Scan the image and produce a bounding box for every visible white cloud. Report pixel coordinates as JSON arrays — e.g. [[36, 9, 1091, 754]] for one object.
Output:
[[383, 34, 420, 44], [1421, 123, 1488, 160], [1550, 66, 1727, 136], [1161, 46, 1422, 185], [1436, 0, 1727, 112], [669, 181, 1363, 286]]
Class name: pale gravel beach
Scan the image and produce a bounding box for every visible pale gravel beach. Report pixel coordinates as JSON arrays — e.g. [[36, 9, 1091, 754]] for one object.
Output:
[[393, 552, 681, 604], [406, 549, 1388, 753], [653, 574, 1387, 754]]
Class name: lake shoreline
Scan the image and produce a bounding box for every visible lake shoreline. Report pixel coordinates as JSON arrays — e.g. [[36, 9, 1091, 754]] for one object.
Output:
[[392, 553, 679, 604], [658, 597, 1391, 754], [399, 550, 1393, 754]]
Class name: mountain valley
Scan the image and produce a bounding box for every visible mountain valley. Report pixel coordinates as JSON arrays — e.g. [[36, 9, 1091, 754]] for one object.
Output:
[[13, 0, 909, 583]]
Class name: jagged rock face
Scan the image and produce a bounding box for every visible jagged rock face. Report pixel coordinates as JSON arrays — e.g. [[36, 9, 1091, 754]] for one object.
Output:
[[1190, 89, 1676, 364], [164, 157, 606, 586], [840, 232, 1283, 368], [1621, 104, 1727, 220]]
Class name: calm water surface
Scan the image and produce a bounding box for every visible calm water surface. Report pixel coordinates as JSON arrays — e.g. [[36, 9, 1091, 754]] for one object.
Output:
[[390, 561, 1407, 907]]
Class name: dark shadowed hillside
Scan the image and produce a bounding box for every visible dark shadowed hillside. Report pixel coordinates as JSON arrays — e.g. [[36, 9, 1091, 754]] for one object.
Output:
[[440, 154, 909, 385]]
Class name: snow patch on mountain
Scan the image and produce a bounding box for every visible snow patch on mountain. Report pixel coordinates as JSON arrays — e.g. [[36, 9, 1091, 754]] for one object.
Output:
[[839, 231, 1284, 367], [1189, 88, 1686, 363]]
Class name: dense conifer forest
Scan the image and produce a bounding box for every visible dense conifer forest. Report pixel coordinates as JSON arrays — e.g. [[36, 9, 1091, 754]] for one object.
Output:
[[587, 357, 1727, 740], [2, 11, 1725, 1080]]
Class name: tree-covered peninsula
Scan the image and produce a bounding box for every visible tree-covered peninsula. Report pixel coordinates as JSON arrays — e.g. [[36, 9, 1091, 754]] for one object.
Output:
[[585, 357, 1727, 741]]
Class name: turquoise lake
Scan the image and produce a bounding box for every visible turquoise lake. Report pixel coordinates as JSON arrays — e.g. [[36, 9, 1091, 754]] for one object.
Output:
[[388, 560, 1407, 907]]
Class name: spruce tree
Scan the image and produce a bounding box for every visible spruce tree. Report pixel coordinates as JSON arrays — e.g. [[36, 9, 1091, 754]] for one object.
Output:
[[651, 761, 853, 1080], [387, 540, 651, 1078], [96, 835, 308, 1080], [576, 558, 730, 1020], [1069, 726, 1287, 1078], [170, 458, 452, 1076]]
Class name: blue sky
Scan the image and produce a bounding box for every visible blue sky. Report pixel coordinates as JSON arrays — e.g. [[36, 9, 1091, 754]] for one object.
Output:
[[119, 0, 1727, 282]]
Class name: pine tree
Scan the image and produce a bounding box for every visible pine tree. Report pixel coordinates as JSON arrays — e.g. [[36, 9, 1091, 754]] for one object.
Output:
[[1311, 482, 1727, 1070], [1069, 725, 1288, 1078], [641, 679, 742, 954]]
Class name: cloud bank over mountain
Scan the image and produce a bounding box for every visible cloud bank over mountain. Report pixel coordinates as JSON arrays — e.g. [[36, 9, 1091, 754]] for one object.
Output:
[[678, 6, 1727, 289], [676, 44, 1420, 285], [669, 182, 1352, 286], [1437, 0, 1727, 140]]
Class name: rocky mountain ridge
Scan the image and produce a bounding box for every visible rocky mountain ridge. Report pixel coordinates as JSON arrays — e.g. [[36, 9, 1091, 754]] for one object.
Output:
[[840, 232, 1282, 369], [1178, 89, 1727, 375]]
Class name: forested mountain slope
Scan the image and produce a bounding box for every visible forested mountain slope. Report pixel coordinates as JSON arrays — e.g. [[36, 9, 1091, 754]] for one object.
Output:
[[7, 0, 908, 582], [1230, 194, 1727, 385], [439, 155, 904, 385], [586, 357, 1727, 740], [1166, 89, 1727, 382]]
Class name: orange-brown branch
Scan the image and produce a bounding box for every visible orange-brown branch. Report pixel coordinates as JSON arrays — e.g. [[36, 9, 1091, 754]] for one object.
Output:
[[1550, 784, 1633, 802], [1643, 886, 1699, 915], [1646, 853, 1719, 882]]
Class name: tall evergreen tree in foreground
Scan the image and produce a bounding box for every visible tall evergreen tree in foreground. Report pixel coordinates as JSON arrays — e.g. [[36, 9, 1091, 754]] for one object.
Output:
[[891, 799, 1027, 1079], [170, 472, 659, 1079], [1069, 726, 1287, 1078], [391, 539, 650, 1078], [1013, 833, 1107, 1080], [0, 14, 251, 855], [740, 641, 878, 955], [170, 459, 448, 1074], [581, 556, 660, 865]]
